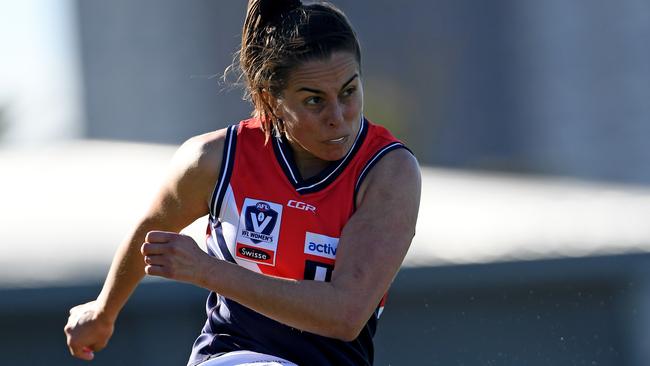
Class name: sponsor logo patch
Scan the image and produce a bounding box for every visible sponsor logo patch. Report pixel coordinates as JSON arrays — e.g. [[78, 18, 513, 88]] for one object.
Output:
[[236, 198, 283, 266], [304, 232, 339, 260], [242, 201, 278, 244], [287, 199, 316, 213], [236, 244, 274, 265], [304, 260, 334, 282]]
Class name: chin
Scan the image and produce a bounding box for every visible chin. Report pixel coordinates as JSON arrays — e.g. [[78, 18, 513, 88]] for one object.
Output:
[[319, 148, 348, 162]]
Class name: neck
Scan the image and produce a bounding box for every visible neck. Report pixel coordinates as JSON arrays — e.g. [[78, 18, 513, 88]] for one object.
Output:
[[289, 143, 330, 180]]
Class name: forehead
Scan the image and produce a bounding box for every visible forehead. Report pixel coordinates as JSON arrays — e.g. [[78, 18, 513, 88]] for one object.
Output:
[[286, 52, 360, 91]]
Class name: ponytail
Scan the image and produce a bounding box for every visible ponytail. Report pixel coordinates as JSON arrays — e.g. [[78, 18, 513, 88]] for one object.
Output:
[[240, 0, 303, 137], [243, 0, 302, 45], [245, 0, 301, 28]]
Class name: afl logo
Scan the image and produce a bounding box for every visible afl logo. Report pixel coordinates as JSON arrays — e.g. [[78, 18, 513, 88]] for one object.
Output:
[[255, 202, 271, 212], [243, 201, 279, 244]]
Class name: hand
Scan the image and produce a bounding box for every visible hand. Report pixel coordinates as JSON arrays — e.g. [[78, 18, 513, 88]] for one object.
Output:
[[64, 301, 115, 360], [141, 231, 212, 285]]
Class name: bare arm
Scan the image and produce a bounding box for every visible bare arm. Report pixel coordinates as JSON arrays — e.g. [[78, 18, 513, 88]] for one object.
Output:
[[143, 148, 421, 341], [65, 129, 225, 359], [96, 131, 223, 320]]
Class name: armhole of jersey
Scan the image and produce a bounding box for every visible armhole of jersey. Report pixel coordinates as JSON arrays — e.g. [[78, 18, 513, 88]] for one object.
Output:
[[209, 124, 238, 219], [353, 142, 413, 210]]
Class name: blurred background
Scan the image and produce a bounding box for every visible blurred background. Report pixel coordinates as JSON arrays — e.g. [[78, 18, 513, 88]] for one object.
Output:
[[1, 0, 649, 365]]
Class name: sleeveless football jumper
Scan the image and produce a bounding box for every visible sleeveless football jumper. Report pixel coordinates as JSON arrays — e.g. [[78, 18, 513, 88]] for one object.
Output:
[[188, 116, 410, 366]]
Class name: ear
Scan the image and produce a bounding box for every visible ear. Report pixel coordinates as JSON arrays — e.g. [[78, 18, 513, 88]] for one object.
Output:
[[261, 89, 283, 120]]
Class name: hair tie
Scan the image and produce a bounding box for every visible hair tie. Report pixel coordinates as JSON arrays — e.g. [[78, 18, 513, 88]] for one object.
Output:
[[260, 0, 302, 25]]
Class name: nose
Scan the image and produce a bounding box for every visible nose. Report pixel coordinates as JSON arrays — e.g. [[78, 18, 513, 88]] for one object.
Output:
[[325, 101, 345, 128]]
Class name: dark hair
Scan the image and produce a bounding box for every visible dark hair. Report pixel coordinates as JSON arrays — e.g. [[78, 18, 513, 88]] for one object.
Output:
[[233, 0, 361, 139]]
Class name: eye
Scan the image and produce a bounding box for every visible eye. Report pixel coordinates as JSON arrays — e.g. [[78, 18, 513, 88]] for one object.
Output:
[[304, 96, 323, 106], [341, 86, 357, 97]]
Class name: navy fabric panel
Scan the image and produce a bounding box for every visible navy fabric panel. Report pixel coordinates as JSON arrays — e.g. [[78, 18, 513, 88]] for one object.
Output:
[[188, 294, 375, 366]]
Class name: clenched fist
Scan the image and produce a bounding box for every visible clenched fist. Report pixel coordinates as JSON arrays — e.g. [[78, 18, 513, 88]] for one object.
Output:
[[64, 301, 115, 360], [141, 231, 214, 285]]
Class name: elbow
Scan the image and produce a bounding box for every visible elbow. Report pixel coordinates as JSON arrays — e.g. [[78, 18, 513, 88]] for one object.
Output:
[[334, 326, 363, 343], [329, 303, 368, 342]]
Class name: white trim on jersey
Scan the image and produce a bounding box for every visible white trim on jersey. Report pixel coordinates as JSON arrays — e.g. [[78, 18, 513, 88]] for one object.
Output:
[[216, 185, 262, 273], [208, 229, 227, 262], [273, 116, 366, 192], [276, 138, 300, 184], [354, 141, 404, 193], [211, 125, 237, 218]]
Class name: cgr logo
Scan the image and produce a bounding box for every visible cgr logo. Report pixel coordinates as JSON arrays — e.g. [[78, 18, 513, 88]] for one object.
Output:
[[288, 200, 316, 213]]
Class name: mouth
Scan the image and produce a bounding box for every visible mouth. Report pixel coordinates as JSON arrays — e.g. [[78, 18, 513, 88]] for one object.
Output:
[[326, 136, 347, 144]]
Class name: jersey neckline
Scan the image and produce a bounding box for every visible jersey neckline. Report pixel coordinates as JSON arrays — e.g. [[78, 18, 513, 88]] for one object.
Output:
[[271, 116, 368, 195]]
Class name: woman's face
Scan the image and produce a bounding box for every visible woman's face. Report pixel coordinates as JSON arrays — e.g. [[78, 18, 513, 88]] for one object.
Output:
[[272, 51, 363, 163]]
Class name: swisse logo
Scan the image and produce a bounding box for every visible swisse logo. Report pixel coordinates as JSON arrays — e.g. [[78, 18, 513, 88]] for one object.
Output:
[[288, 200, 316, 213], [238, 246, 270, 261], [304, 232, 339, 260]]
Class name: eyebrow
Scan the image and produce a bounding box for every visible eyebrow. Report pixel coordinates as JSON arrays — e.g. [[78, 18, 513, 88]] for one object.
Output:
[[295, 74, 359, 94]]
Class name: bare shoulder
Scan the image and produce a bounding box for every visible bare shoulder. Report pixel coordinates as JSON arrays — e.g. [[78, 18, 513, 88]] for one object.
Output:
[[172, 128, 228, 175], [356, 147, 421, 209], [158, 128, 230, 217]]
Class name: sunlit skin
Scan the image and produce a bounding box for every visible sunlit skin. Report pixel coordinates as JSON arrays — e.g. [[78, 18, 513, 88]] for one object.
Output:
[[269, 51, 363, 179], [64, 52, 421, 358]]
